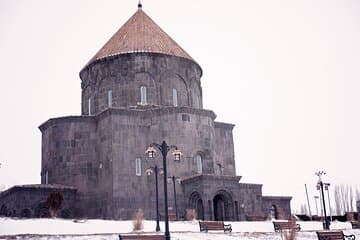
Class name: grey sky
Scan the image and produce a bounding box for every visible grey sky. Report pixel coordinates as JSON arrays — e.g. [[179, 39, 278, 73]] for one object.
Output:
[[0, 0, 359, 213]]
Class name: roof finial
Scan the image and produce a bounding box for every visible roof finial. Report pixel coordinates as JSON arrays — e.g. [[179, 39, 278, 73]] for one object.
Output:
[[138, 1, 142, 9]]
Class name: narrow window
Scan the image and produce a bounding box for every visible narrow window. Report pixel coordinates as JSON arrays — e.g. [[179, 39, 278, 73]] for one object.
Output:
[[135, 158, 141, 176], [108, 90, 112, 107], [45, 171, 48, 184], [196, 155, 202, 174], [88, 98, 92, 115], [140, 86, 147, 105], [182, 114, 190, 122], [215, 164, 222, 175], [194, 94, 199, 108], [172, 88, 178, 107]]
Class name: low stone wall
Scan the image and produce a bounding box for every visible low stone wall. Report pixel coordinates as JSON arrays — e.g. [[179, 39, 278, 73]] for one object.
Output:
[[0, 184, 77, 218], [262, 196, 292, 220]]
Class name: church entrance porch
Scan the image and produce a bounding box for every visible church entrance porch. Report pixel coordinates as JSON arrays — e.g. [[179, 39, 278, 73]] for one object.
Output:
[[213, 191, 234, 221], [182, 174, 241, 221]]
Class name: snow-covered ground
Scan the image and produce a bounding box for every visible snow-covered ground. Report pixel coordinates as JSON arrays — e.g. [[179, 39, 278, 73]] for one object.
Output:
[[0, 218, 359, 240]]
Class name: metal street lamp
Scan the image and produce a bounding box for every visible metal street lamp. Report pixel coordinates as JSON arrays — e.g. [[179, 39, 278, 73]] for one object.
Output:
[[146, 141, 182, 240], [145, 165, 162, 232], [316, 171, 330, 230], [324, 183, 332, 222], [168, 176, 181, 221]]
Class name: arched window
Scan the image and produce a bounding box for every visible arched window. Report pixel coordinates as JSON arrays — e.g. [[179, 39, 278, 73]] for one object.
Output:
[[88, 97, 92, 115], [108, 90, 112, 107], [193, 93, 200, 109], [135, 158, 141, 176], [140, 86, 147, 105], [215, 164, 222, 175], [45, 170, 48, 184], [196, 155, 203, 174], [172, 88, 178, 107]]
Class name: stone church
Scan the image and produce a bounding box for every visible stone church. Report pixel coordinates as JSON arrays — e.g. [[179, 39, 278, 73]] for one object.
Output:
[[0, 4, 291, 220]]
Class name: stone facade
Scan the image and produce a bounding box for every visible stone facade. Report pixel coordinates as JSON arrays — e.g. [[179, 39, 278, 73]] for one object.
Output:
[[80, 53, 203, 116], [0, 5, 292, 220]]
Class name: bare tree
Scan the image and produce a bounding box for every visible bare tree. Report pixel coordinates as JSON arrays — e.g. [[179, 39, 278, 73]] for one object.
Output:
[[349, 186, 354, 212], [356, 189, 360, 202], [46, 192, 64, 218], [333, 184, 359, 215], [300, 204, 308, 215], [342, 185, 349, 213], [334, 185, 343, 215]]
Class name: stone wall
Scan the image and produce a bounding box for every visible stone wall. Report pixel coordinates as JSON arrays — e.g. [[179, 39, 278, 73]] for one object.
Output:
[[39, 116, 112, 218], [109, 106, 225, 219], [262, 196, 292, 220], [0, 184, 77, 218], [79, 53, 203, 115], [38, 105, 293, 220], [39, 106, 241, 219], [214, 122, 236, 176], [237, 183, 263, 220]]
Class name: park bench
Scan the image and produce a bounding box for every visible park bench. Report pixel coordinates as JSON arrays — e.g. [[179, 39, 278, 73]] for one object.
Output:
[[273, 221, 301, 232], [159, 212, 177, 221], [118, 234, 164, 240], [316, 231, 356, 240], [351, 221, 360, 229], [246, 215, 264, 221], [199, 220, 232, 232]]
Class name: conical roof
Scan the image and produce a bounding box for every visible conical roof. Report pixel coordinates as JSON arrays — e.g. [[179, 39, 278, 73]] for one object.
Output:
[[85, 6, 196, 68]]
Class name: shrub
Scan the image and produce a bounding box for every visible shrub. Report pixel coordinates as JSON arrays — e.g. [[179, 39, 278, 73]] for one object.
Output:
[[133, 209, 144, 231], [46, 192, 64, 218], [281, 216, 297, 240], [281, 228, 297, 240], [186, 208, 196, 221]]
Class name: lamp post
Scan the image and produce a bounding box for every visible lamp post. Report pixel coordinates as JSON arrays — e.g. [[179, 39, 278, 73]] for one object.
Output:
[[324, 183, 332, 222], [169, 176, 181, 221], [145, 165, 161, 232], [146, 141, 182, 240], [316, 171, 330, 230]]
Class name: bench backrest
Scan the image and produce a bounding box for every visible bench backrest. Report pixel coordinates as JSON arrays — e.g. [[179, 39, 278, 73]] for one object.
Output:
[[119, 234, 164, 240], [316, 231, 344, 240], [351, 221, 360, 229], [199, 221, 225, 229], [247, 215, 264, 221], [274, 221, 295, 228]]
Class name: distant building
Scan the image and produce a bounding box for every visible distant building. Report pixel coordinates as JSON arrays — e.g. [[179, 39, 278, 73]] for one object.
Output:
[[0, 4, 291, 220]]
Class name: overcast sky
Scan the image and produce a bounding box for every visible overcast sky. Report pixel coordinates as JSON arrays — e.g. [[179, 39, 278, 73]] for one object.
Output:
[[0, 0, 359, 213]]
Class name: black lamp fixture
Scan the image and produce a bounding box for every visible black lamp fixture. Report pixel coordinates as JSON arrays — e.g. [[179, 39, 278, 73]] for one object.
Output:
[[145, 141, 182, 240], [315, 171, 330, 230]]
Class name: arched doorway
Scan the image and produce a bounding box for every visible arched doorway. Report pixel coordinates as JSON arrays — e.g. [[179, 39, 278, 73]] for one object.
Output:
[[271, 205, 278, 219], [189, 192, 204, 220], [213, 191, 234, 221]]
